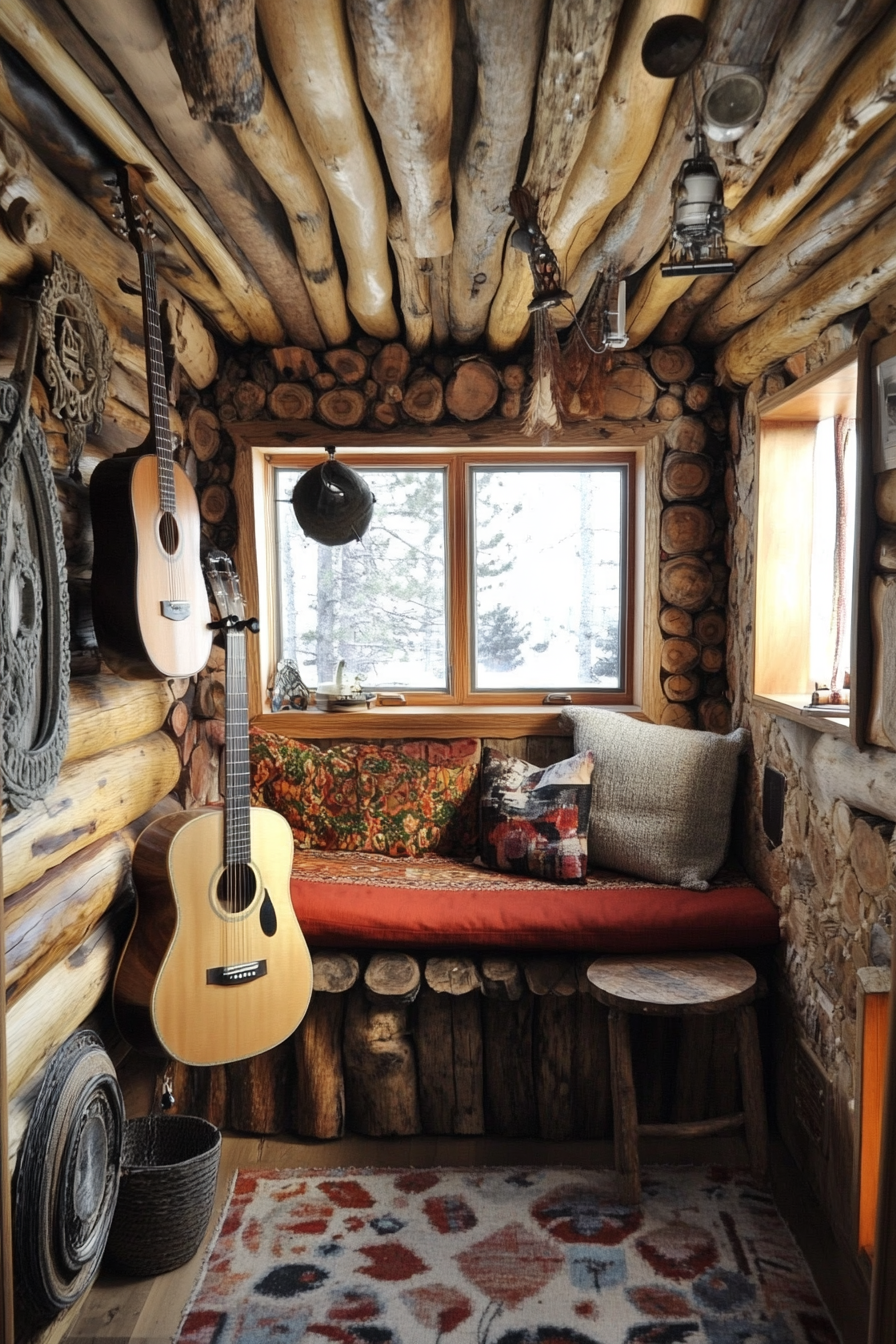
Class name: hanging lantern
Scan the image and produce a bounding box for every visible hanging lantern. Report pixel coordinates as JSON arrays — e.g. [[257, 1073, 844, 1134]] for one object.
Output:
[[661, 128, 735, 277], [509, 185, 571, 312], [291, 446, 375, 546]]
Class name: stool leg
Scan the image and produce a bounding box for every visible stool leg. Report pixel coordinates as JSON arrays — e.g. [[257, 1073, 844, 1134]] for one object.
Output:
[[608, 1008, 640, 1205], [736, 1004, 768, 1181]]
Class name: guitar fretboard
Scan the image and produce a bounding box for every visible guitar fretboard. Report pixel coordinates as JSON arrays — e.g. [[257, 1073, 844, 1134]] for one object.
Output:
[[224, 628, 252, 865], [137, 243, 177, 516]]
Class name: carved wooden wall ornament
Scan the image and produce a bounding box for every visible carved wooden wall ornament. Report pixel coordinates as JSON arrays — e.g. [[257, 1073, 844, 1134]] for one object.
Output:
[[0, 374, 70, 812], [37, 253, 112, 481]]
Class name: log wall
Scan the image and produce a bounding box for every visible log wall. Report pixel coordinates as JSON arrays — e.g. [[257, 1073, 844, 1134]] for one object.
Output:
[[726, 317, 896, 1265]]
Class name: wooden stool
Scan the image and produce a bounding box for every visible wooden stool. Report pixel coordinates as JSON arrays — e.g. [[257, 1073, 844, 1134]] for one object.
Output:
[[586, 953, 767, 1204]]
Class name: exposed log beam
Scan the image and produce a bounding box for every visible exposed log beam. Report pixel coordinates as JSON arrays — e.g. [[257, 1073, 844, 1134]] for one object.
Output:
[[0, 0, 284, 344], [387, 201, 432, 355], [0, 46, 247, 345], [233, 75, 351, 346], [728, 6, 896, 251], [715, 200, 896, 387], [159, 0, 263, 124], [633, 0, 896, 343], [448, 0, 546, 346], [486, 0, 625, 352], [694, 117, 896, 347], [552, 0, 707, 278], [65, 0, 322, 349], [66, 675, 173, 764], [565, 0, 801, 315], [257, 0, 399, 341], [0, 114, 218, 392], [346, 0, 454, 261]]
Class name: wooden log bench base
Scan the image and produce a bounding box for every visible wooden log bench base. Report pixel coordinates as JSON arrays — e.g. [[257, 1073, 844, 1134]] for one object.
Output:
[[158, 947, 772, 1147], [586, 953, 768, 1205]]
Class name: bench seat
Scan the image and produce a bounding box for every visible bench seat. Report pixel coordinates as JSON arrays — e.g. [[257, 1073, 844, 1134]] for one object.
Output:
[[289, 849, 779, 952]]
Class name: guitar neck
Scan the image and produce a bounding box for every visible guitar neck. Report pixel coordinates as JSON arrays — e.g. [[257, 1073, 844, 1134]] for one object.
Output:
[[224, 627, 252, 866], [137, 244, 177, 514]]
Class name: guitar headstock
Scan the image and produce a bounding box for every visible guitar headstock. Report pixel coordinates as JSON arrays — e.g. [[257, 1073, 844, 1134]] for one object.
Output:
[[112, 163, 156, 254], [205, 550, 247, 627]]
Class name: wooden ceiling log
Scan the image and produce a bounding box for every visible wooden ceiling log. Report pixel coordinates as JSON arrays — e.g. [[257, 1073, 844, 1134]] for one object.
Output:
[[257, 0, 399, 342], [640, 0, 896, 346], [448, 0, 547, 347], [24, 0, 232, 237], [651, 0, 892, 347], [565, 0, 801, 314], [65, 0, 322, 349], [387, 201, 432, 355], [485, 0, 625, 353], [233, 75, 351, 347], [552, 0, 708, 279], [727, 0, 893, 201], [346, 0, 455, 262], [694, 117, 896, 347], [654, 275, 730, 346], [0, 0, 284, 344], [0, 44, 248, 346], [0, 113, 216, 390], [727, 7, 896, 252], [159, 0, 263, 125], [715, 200, 896, 387]]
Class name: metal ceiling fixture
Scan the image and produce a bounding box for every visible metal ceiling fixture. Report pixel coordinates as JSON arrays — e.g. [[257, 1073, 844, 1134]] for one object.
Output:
[[640, 15, 744, 278], [702, 71, 767, 142], [291, 446, 375, 546]]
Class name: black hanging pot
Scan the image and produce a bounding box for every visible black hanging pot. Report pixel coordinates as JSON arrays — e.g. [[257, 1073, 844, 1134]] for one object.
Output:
[[291, 446, 375, 546]]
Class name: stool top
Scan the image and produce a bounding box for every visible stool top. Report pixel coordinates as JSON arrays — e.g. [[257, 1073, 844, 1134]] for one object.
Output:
[[586, 953, 757, 1015]]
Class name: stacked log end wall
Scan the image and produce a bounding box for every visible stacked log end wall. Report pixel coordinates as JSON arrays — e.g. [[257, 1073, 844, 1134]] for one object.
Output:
[[727, 316, 896, 1258]]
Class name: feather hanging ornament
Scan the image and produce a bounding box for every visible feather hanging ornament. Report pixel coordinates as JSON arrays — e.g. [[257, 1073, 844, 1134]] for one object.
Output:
[[523, 305, 564, 440], [508, 185, 570, 442]]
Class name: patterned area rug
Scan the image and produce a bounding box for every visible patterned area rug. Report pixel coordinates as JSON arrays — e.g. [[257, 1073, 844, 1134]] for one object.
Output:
[[177, 1166, 838, 1344]]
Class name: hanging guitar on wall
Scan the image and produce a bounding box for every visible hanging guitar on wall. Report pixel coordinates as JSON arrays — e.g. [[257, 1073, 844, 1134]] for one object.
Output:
[[89, 164, 211, 680], [113, 552, 313, 1065]]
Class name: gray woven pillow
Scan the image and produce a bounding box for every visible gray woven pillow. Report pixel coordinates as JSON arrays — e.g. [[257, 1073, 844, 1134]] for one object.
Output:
[[559, 709, 748, 890]]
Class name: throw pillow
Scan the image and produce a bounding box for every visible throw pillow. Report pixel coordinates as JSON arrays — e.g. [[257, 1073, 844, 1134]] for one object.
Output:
[[479, 745, 594, 883], [560, 709, 748, 890], [249, 730, 480, 857]]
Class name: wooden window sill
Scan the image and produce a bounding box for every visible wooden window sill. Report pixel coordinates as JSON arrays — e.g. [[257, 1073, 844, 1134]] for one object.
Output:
[[253, 704, 647, 740], [752, 693, 852, 739]]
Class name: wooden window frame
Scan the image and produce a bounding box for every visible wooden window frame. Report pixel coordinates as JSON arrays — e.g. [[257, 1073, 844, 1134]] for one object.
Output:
[[230, 417, 666, 738]]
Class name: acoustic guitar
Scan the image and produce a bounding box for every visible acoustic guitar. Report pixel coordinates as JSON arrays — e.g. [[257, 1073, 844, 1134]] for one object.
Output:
[[89, 164, 211, 680], [113, 553, 313, 1066]]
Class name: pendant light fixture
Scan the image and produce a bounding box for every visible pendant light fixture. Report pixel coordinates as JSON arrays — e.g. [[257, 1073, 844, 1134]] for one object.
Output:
[[640, 15, 739, 279]]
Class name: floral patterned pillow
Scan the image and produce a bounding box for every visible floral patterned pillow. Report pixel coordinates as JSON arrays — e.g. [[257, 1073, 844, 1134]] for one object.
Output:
[[249, 730, 481, 857], [479, 745, 594, 883]]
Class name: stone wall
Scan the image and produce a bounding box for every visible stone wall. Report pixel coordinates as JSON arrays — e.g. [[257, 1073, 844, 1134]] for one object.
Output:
[[727, 364, 896, 1253]]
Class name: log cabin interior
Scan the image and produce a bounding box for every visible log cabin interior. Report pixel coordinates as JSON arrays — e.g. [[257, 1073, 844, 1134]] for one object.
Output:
[[1, 0, 896, 1340]]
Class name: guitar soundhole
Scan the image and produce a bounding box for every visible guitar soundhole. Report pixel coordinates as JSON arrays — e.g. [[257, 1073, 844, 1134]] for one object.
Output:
[[158, 511, 180, 556], [216, 863, 257, 914]]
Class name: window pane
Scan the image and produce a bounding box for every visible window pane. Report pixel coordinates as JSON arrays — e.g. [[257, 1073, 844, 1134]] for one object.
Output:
[[275, 467, 447, 689], [472, 466, 625, 690]]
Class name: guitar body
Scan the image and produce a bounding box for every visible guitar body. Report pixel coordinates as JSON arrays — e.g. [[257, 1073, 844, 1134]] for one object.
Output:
[[113, 806, 313, 1065], [90, 451, 212, 679]]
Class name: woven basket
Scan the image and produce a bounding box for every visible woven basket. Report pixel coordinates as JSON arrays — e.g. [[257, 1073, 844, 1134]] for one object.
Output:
[[103, 1115, 221, 1277]]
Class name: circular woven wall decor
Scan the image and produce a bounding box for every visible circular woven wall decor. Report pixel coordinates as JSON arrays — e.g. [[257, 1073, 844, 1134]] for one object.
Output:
[[14, 1029, 124, 1318]]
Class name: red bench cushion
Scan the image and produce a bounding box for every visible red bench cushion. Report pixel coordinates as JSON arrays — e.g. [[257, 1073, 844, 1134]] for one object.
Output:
[[289, 850, 779, 952]]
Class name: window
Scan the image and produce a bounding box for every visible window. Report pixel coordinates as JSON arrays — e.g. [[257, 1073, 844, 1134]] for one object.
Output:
[[754, 355, 859, 735], [271, 448, 635, 706]]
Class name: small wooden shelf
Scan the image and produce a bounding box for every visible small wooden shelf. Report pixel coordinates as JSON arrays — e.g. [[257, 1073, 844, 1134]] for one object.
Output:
[[752, 694, 852, 740]]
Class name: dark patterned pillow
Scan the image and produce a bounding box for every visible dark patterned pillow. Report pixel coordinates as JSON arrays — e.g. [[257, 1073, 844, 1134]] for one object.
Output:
[[249, 729, 480, 857], [479, 746, 594, 883]]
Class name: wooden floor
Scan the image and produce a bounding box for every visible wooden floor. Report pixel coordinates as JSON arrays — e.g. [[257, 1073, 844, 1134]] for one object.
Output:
[[39, 1131, 867, 1344]]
